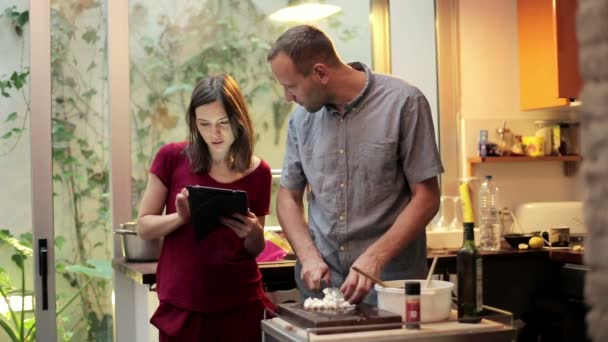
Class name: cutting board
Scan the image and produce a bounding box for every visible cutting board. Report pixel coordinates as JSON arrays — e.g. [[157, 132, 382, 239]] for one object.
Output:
[[276, 302, 402, 334]]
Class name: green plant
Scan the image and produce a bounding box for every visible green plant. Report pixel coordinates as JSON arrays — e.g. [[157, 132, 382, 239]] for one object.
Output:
[[0, 230, 112, 342], [0, 6, 30, 156]]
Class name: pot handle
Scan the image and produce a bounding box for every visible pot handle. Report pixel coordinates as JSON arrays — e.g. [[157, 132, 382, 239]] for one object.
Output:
[[114, 229, 138, 235], [120, 221, 138, 229]]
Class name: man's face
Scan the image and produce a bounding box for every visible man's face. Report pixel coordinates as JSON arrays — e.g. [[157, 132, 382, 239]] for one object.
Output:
[[270, 52, 327, 113]]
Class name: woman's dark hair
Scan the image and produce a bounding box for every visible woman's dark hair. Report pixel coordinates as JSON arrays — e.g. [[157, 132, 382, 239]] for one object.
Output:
[[185, 74, 254, 173], [267, 24, 341, 76]]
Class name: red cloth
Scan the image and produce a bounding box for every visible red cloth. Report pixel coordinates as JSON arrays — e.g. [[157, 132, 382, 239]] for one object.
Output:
[[153, 299, 268, 341], [149, 142, 272, 315]]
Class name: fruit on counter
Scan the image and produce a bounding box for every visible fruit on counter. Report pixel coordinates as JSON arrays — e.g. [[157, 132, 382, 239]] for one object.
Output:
[[572, 245, 584, 251], [518, 243, 529, 250], [528, 236, 544, 249]]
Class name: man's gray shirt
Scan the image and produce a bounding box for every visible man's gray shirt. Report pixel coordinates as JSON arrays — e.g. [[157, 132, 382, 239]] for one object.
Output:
[[280, 62, 444, 302]]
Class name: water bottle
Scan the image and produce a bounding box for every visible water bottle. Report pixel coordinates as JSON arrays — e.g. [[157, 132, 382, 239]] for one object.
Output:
[[479, 175, 501, 251]]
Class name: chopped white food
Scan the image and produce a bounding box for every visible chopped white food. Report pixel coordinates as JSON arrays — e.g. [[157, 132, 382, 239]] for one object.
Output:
[[303, 287, 355, 310]]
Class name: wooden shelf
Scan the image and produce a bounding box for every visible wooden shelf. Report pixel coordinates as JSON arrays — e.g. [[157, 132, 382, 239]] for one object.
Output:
[[467, 155, 582, 176]]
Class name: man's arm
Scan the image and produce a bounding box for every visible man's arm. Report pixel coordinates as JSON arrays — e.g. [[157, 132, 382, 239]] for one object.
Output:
[[341, 176, 440, 303], [277, 186, 330, 291]]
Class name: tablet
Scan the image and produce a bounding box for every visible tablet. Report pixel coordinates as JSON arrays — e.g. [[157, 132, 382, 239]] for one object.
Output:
[[186, 185, 248, 240]]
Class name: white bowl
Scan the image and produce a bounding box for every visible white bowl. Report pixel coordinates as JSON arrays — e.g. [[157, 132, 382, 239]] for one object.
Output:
[[375, 279, 453, 323]]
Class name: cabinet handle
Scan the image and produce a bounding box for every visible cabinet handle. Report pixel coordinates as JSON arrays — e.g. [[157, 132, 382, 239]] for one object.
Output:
[[38, 239, 48, 310]]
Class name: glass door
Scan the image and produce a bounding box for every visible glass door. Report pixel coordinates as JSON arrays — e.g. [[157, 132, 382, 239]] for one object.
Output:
[[1, 0, 114, 340]]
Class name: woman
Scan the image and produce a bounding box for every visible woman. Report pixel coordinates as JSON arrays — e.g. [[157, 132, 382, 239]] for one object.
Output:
[[137, 74, 273, 341]]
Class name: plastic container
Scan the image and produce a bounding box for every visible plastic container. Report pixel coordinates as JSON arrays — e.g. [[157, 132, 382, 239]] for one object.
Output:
[[375, 279, 454, 323], [479, 175, 501, 251]]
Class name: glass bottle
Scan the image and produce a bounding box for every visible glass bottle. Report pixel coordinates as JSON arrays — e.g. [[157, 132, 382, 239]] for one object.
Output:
[[457, 222, 482, 323]]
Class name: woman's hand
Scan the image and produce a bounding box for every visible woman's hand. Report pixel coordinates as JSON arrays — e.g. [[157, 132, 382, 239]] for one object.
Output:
[[220, 210, 266, 256], [220, 210, 262, 239], [175, 188, 191, 225]]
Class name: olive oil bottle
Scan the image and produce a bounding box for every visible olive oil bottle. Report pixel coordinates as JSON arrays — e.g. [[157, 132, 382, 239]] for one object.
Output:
[[457, 222, 482, 323]]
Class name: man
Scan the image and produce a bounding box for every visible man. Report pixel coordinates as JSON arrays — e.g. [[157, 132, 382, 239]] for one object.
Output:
[[269, 25, 443, 305]]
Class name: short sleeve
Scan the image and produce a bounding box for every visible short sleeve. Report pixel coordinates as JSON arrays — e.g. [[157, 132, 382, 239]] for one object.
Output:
[[399, 93, 444, 184], [249, 160, 272, 217], [280, 115, 308, 190], [150, 143, 180, 188]]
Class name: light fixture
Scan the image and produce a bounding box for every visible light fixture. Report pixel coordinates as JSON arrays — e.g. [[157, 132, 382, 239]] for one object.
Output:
[[269, 3, 342, 22]]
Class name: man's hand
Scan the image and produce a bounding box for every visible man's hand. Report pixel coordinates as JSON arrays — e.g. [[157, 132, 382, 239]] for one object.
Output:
[[300, 255, 331, 292], [340, 254, 384, 304]]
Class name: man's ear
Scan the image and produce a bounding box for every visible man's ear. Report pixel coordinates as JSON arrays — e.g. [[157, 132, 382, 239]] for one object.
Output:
[[312, 63, 330, 84]]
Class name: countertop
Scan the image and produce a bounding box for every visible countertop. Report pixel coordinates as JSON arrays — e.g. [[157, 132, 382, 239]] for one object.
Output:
[[112, 246, 583, 287]]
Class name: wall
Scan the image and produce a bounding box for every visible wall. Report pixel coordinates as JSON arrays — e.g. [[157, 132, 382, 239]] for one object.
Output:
[[389, 0, 439, 142], [457, 0, 582, 212]]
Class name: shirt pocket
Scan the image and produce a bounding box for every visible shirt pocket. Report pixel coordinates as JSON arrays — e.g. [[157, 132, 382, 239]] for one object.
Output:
[[358, 141, 398, 203]]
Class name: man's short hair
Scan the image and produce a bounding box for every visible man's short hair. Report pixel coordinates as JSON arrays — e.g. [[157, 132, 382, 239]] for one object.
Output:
[[267, 25, 341, 76]]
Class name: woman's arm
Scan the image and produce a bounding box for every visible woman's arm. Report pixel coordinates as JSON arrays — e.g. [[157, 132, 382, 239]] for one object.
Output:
[[137, 174, 189, 240]]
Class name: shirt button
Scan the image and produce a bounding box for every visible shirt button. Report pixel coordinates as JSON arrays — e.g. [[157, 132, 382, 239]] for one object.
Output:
[[339, 149, 344, 154], [339, 215, 344, 221], [340, 183, 345, 188], [340, 245, 345, 251]]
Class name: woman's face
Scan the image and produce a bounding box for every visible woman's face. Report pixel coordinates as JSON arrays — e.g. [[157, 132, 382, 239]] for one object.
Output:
[[194, 100, 235, 160]]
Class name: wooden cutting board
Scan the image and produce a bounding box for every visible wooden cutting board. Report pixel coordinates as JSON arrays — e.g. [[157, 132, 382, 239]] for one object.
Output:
[[276, 302, 402, 334]]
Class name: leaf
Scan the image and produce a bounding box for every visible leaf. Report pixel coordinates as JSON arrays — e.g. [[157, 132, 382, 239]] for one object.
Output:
[[162, 83, 193, 96], [87, 61, 97, 71], [81, 89, 97, 98], [17, 11, 28, 27], [11, 254, 25, 269], [2, 131, 12, 139], [82, 28, 99, 44], [55, 236, 65, 250], [0, 316, 19, 342], [4, 112, 17, 123], [0, 233, 33, 257], [0, 267, 11, 288], [65, 259, 111, 279]]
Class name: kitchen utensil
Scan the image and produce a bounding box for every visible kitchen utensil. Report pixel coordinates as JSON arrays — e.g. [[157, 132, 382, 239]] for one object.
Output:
[[351, 266, 388, 287], [503, 232, 549, 249], [275, 302, 402, 334], [114, 221, 163, 261], [376, 279, 454, 323], [425, 256, 439, 288]]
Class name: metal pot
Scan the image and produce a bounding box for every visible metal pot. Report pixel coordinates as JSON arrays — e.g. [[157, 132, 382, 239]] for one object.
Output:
[[114, 221, 163, 262]]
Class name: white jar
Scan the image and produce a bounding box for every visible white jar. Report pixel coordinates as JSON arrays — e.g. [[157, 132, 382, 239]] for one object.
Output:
[[535, 121, 553, 156]]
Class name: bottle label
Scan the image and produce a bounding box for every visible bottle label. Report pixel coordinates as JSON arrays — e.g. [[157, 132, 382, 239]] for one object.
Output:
[[406, 300, 420, 322], [476, 257, 483, 312]]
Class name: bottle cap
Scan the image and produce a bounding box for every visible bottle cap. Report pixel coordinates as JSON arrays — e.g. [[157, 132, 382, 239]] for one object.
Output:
[[405, 281, 420, 295]]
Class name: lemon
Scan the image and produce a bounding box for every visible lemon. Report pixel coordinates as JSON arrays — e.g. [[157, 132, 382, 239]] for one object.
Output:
[[529, 236, 544, 249]]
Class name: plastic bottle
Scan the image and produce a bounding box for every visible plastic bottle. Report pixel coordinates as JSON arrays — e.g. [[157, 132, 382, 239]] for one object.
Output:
[[478, 175, 501, 251]]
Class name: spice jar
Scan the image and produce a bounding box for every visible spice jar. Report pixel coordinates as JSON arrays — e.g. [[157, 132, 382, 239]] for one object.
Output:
[[405, 281, 421, 329]]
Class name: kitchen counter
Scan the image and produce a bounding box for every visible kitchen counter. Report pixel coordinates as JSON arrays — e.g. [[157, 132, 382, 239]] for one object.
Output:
[[111, 257, 297, 287], [111, 246, 583, 288]]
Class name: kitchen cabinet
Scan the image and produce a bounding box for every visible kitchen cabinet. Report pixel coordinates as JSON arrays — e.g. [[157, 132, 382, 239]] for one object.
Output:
[[517, 0, 582, 110]]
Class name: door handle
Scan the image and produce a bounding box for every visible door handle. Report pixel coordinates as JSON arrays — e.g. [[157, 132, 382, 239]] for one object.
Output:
[[38, 239, 48, 310]]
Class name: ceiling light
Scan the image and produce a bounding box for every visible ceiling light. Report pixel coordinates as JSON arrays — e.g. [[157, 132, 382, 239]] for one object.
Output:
[[269, 3, 342, 22]]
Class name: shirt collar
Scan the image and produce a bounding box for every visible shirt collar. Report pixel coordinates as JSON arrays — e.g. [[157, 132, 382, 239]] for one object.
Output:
[[325, 62, 373, 115]]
